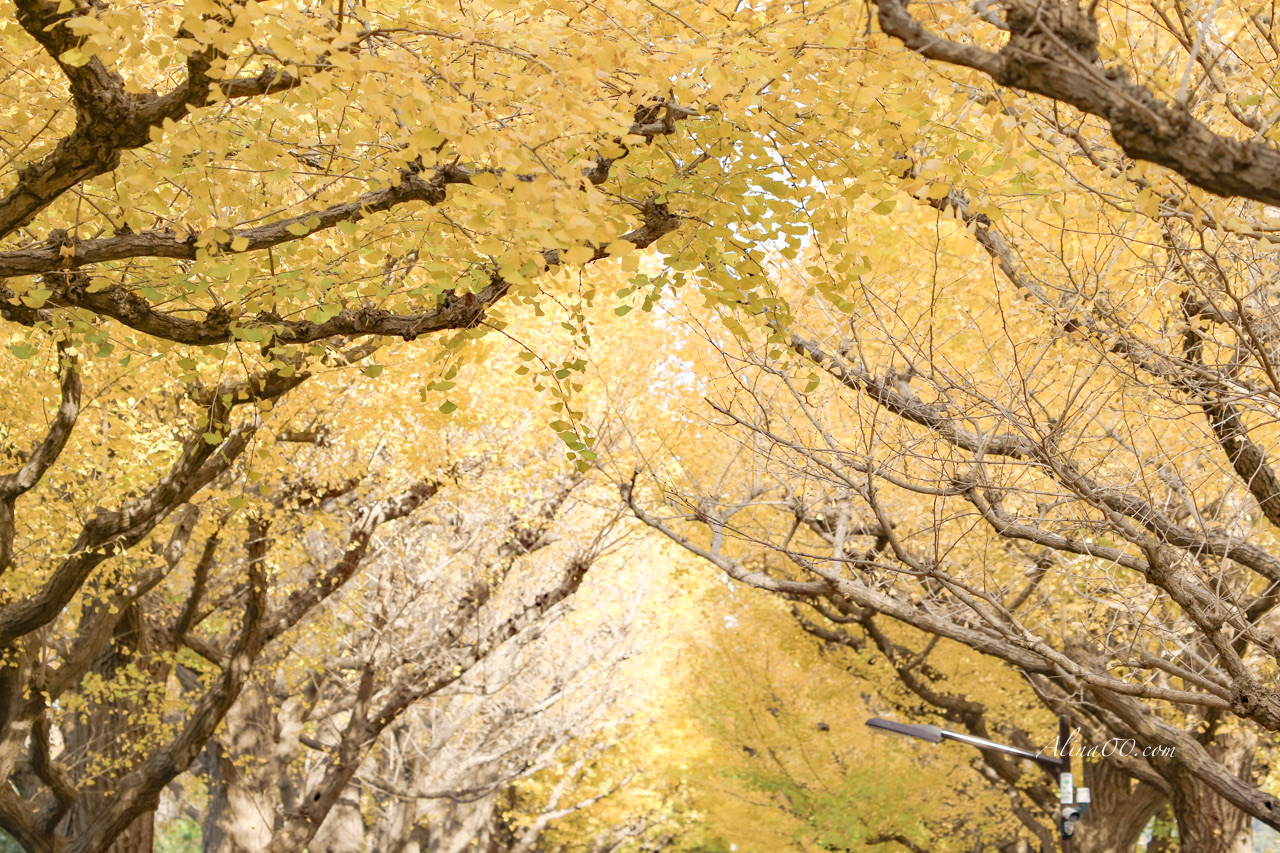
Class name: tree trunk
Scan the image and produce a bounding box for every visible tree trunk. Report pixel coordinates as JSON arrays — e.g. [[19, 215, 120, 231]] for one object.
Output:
[[1071, 760, 1165, 853], [201, 739, 276, 853], [309, 784, 365, 853], [202, 682, 304, 853], [1169, 783, 1253, 852], [381, 801, 430, 853], [374, 767, 429, 853], [1164, 734, 1255, 853], [478, 787, 517, 853], [59, 603, 156, 853], [427, 794, 499, 853]]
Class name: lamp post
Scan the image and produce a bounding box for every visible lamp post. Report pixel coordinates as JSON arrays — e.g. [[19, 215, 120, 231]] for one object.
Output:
[[866, 715, 1088, 852]]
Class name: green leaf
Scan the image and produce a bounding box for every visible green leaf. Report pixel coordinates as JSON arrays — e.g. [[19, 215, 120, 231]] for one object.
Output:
[[23, 289, 52, 308]]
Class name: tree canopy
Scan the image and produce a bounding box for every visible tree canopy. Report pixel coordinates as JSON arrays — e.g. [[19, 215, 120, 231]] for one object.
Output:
[[13, 0, 1280, 850]]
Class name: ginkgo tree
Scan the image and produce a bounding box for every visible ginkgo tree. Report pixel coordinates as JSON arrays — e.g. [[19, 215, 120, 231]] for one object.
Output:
[[0, 282, 688, 853], [624, 2, 1280, 841], [16, 0, 1280, 849], [189, 419, 661, 853], [0, 0, 891, 848], [671, 583, 1038, 853]]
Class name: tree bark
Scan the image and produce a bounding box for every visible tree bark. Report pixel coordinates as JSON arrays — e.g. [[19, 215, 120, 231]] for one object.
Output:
[[1167, 767, 1254, 853], [380, 794, 429, 853], [370, 744, 429, 853], [202, 739, 276, 853], [202, 682, 307, 853], [308, 784, 364, 853], [58, 603, 155, 853], [1071, 761, 1164, 853], [1159, 733, 1256, 853], [427, 794, 499, 853]]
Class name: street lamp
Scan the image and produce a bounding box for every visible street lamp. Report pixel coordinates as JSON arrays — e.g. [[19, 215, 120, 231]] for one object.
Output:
[[866, 715, 1089, 852]]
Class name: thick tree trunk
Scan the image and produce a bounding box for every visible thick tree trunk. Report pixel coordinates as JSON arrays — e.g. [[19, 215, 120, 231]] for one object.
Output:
[[59, 604, 156, 853], [1163, 733, 1255, 853], [62, 812, 153, 853], [379, 797, 430, 853], [374, 770, 429, 853], [1071, 760, 1165, 853], [309, 785, 365, 853], [202, 682, 304, 853], [478, 787, 517, 853], [427, 794, 499, 853], [201, 739, 275, 853], [1168, 778, 1253, 853]]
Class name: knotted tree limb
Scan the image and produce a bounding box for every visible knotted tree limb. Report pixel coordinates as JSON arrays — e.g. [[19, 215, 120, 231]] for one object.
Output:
[[871, 0, 1280, 207]]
